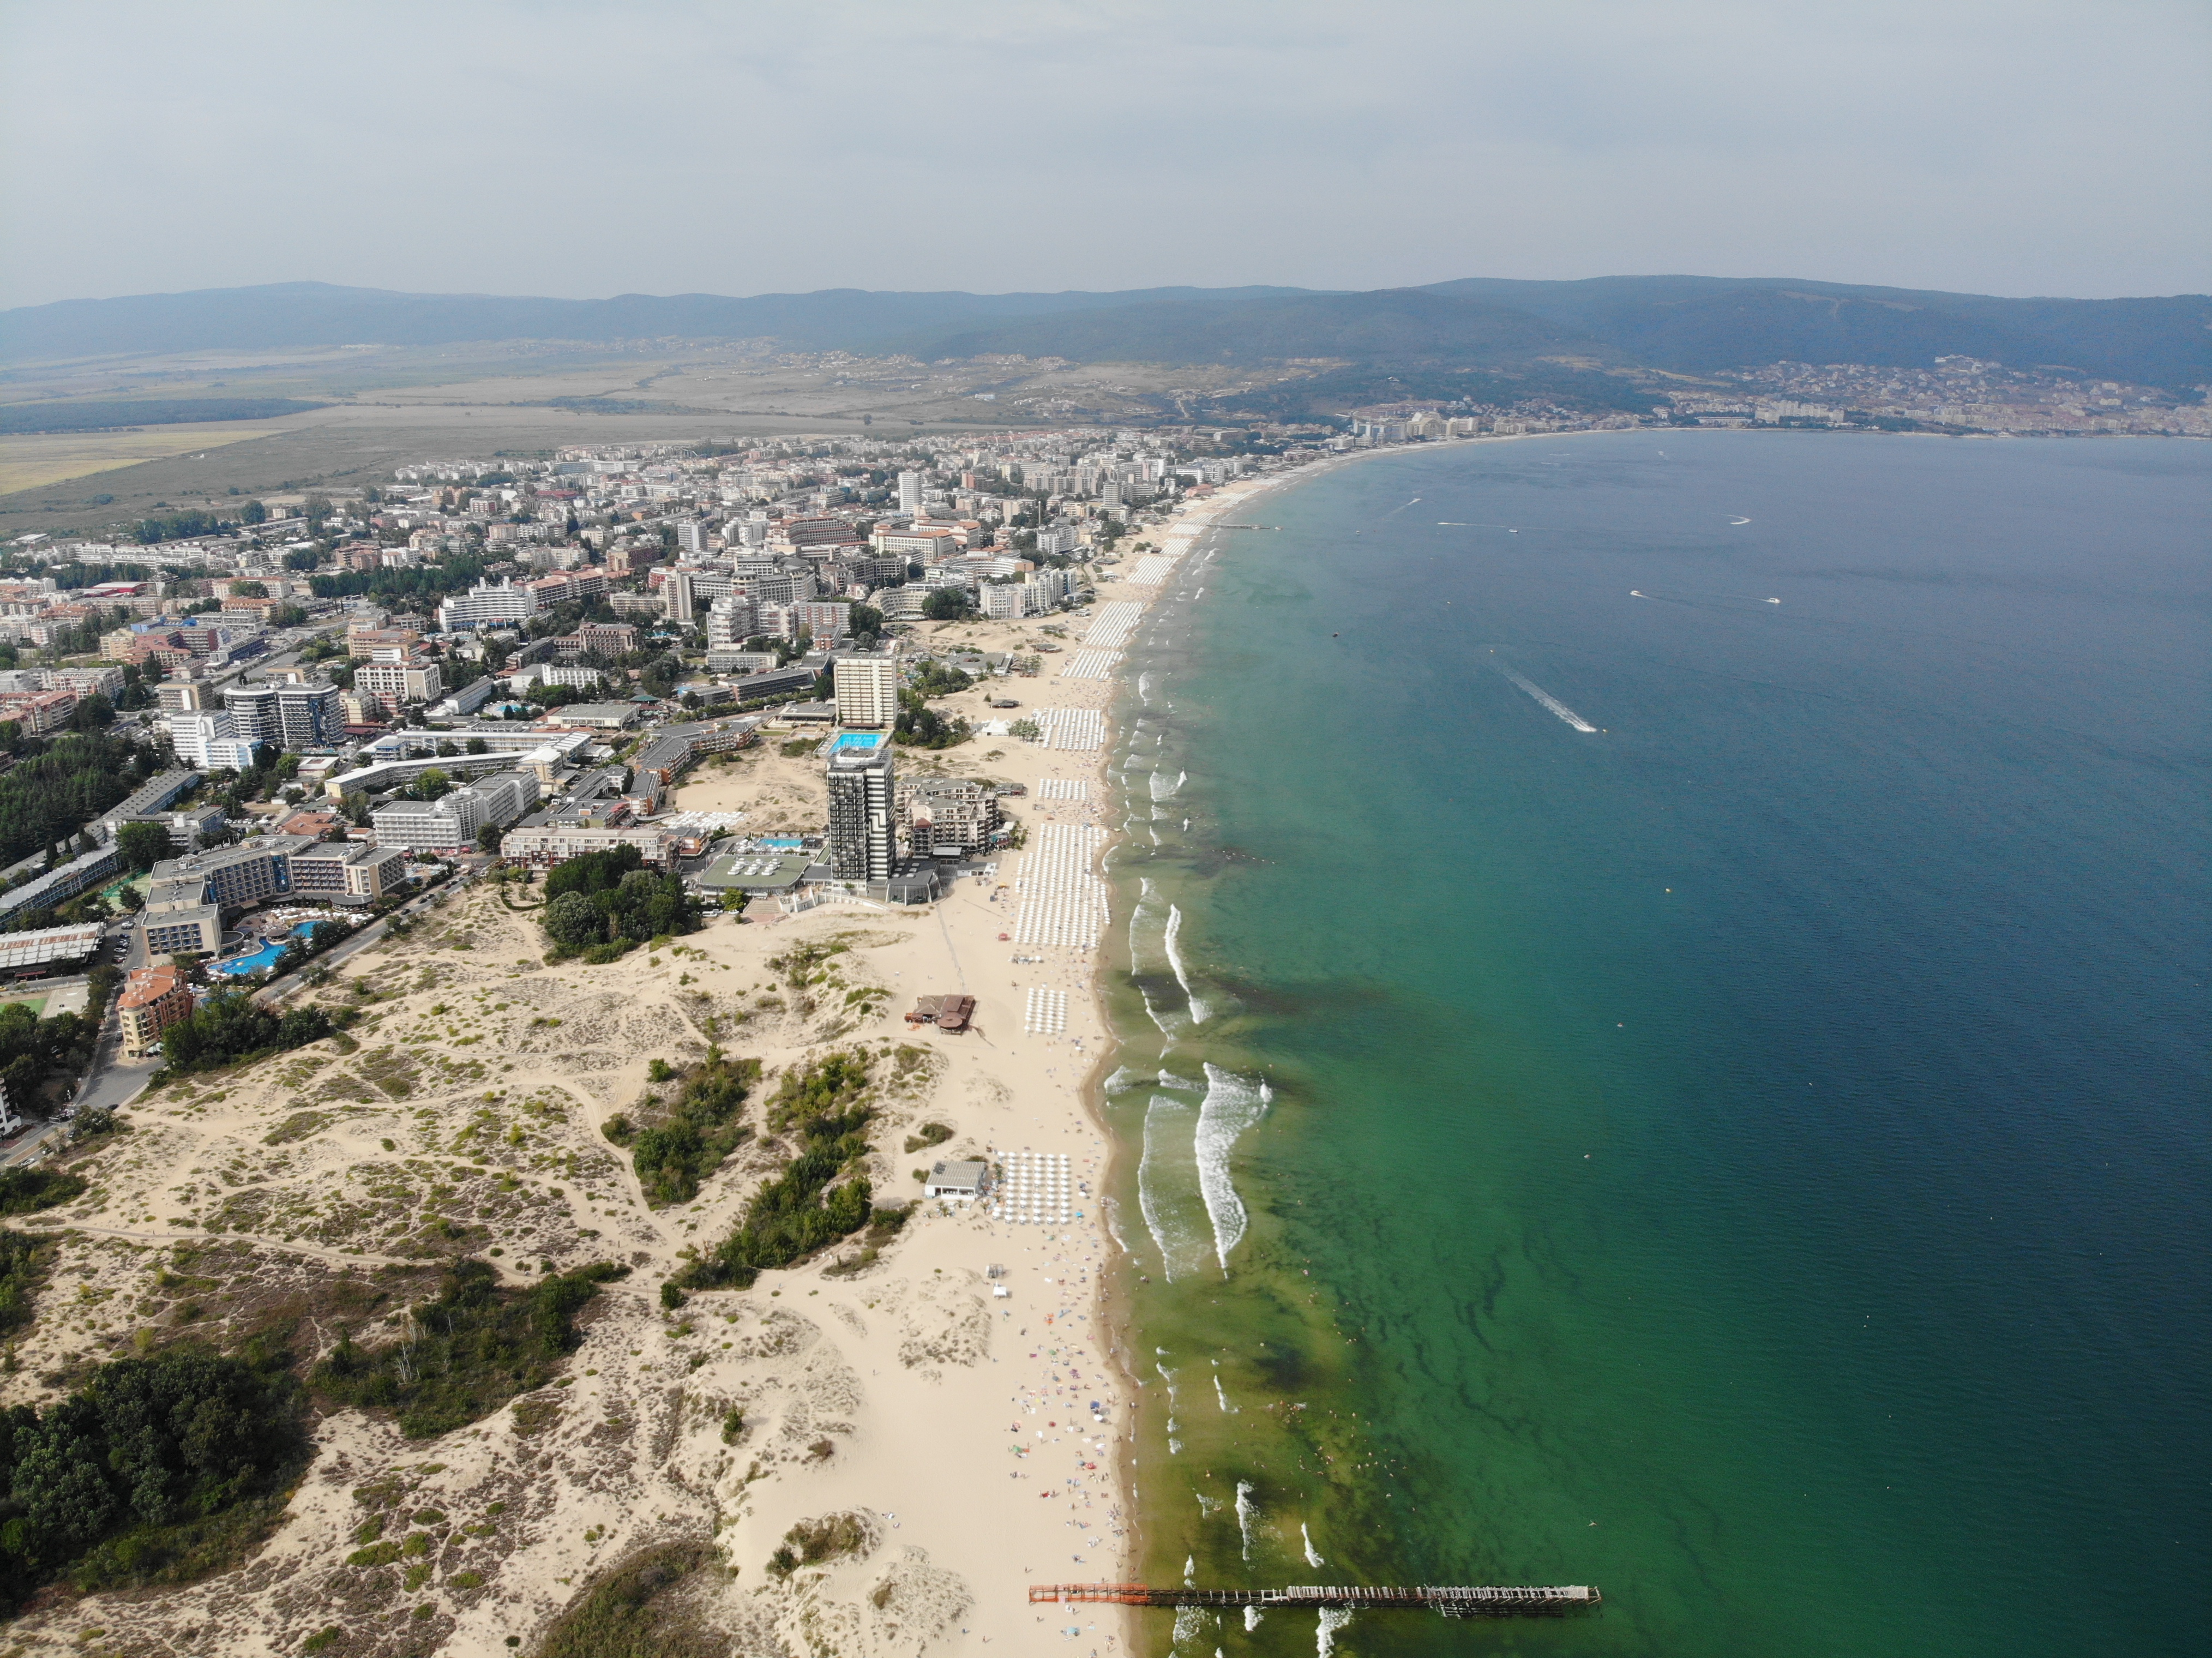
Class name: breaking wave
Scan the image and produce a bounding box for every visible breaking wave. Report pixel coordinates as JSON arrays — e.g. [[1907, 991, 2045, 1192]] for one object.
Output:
[[1196, 1063, 1272, 1271], [1163, 904, 1211, 1025], [1139, 1095, 1210, 1281]]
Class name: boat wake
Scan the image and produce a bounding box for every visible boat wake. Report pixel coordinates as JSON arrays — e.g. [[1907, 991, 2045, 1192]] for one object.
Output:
[[1496, 665, 1600, 734]]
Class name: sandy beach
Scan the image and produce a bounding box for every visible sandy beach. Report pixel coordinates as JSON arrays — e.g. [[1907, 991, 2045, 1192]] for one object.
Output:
[[0, 477, 1281, 1658]]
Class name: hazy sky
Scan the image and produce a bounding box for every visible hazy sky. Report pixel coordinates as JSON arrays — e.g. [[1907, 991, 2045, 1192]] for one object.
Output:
[[2, 1, 2204, 310]]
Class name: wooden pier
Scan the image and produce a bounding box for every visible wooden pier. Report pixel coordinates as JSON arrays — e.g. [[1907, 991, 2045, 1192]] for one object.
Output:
[[1030, 1582, 1601, 1619]]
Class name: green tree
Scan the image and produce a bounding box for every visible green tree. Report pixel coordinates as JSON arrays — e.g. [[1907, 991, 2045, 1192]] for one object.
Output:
[[921, 588, 973, 621], [542, 892, 604, 950], [114, 821, 173, 874]]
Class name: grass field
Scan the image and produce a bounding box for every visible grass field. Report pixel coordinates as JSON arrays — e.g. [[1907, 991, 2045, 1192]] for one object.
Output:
[[0, 996, 49, 1018], [0, 420, 295, 495]]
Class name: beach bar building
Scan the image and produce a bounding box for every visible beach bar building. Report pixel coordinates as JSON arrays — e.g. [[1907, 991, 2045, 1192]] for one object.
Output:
[[924, 1160, 990, 1203]]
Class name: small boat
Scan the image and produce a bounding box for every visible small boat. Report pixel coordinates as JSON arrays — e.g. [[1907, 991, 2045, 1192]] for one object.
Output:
[[1765, 597, 1781, 604]]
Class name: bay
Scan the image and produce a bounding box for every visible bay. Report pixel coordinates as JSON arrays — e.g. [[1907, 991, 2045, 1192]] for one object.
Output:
[[1103, 432, 2209, 1657]]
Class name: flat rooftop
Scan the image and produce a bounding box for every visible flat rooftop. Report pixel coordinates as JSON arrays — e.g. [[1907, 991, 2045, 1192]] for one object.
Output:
[[692, 850, 814, 893]]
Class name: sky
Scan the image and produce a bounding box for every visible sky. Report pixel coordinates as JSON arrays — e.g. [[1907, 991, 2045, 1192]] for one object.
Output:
[[1, 0, 2205, 311]]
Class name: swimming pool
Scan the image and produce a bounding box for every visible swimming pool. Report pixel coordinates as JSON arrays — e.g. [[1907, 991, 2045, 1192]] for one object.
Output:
[[210, 941, 284, 977], [208, 921, 333, 978]]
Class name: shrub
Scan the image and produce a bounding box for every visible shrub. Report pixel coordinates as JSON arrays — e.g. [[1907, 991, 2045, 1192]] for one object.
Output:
[[0, 1228, 50, 1337], [767, 1512, 872, 1577], [160, 994, 336, 1074], [0, 1349, 304, 1607], [0, 1168, 85, 1216], [684, 1055, 878, 1290], [311, 1259, 617, 1438], [632, 1054, 760, 1207], [535, 1541, 720, 1658]]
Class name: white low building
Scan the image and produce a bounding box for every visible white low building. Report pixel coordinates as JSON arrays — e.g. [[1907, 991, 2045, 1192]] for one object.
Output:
[[923, 1159, 990, 1202]]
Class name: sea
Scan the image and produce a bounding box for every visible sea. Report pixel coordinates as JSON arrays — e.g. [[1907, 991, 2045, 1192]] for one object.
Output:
[[1097, 432, 2208, 1657]]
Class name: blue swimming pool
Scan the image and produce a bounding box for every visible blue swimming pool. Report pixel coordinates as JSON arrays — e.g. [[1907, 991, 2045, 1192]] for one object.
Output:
[[211, 941, 284, 977], [208, 921, 332, 978]]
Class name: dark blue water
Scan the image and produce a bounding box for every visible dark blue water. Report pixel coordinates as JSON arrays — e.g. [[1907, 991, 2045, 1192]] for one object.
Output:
[[1116, 432, 2209, 1656]]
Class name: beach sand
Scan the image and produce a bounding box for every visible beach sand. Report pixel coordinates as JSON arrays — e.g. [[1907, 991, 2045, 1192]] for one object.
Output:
[[0, 481, 1284, 1657]]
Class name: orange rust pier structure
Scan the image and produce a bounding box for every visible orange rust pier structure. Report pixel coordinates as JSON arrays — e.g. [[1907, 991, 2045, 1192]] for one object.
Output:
[[1030, 1583, 1601, 1619]]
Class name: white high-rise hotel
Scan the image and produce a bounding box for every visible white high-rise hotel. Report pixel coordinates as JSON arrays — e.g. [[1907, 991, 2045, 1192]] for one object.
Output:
[[833, 657, 897, 729]]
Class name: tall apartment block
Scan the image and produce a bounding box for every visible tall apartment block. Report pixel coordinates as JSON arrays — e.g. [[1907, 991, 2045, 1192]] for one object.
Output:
[[833, 657, 898, 729], [825, 733, 896, 881]]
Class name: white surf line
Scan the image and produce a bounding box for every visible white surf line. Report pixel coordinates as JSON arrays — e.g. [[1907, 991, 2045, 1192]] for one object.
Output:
[[1163, 902, 1209, 1024], [1496, 665, 1600, 733]]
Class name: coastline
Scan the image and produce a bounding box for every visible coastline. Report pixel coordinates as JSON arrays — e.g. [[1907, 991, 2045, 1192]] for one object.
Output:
[[1071, 472, 1300, 1653], [0, 486, 1266, 1656]]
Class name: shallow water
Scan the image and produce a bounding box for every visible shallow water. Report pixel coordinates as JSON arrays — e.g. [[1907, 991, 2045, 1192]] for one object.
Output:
[[1103, 434, 2210, 1656]]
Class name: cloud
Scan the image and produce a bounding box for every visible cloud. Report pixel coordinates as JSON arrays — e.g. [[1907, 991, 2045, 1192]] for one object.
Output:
[[1, 0, 2204, 308]]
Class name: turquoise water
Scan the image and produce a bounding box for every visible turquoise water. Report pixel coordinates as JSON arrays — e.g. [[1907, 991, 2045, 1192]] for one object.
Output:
[[211, 941, 285, 977], [1104, 434, 2208, 1656], [211, 921, 328, 977]]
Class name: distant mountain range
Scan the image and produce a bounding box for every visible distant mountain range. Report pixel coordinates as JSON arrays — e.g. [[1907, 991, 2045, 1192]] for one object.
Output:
[[3, 275, 2206, 392]]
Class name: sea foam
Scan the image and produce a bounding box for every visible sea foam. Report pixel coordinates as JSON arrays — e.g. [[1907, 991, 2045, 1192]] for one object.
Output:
[[1163, 903, 1211, 1024], [1196, 1063, 1272, 1271], [1139, 1095, 1210, 1281]]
